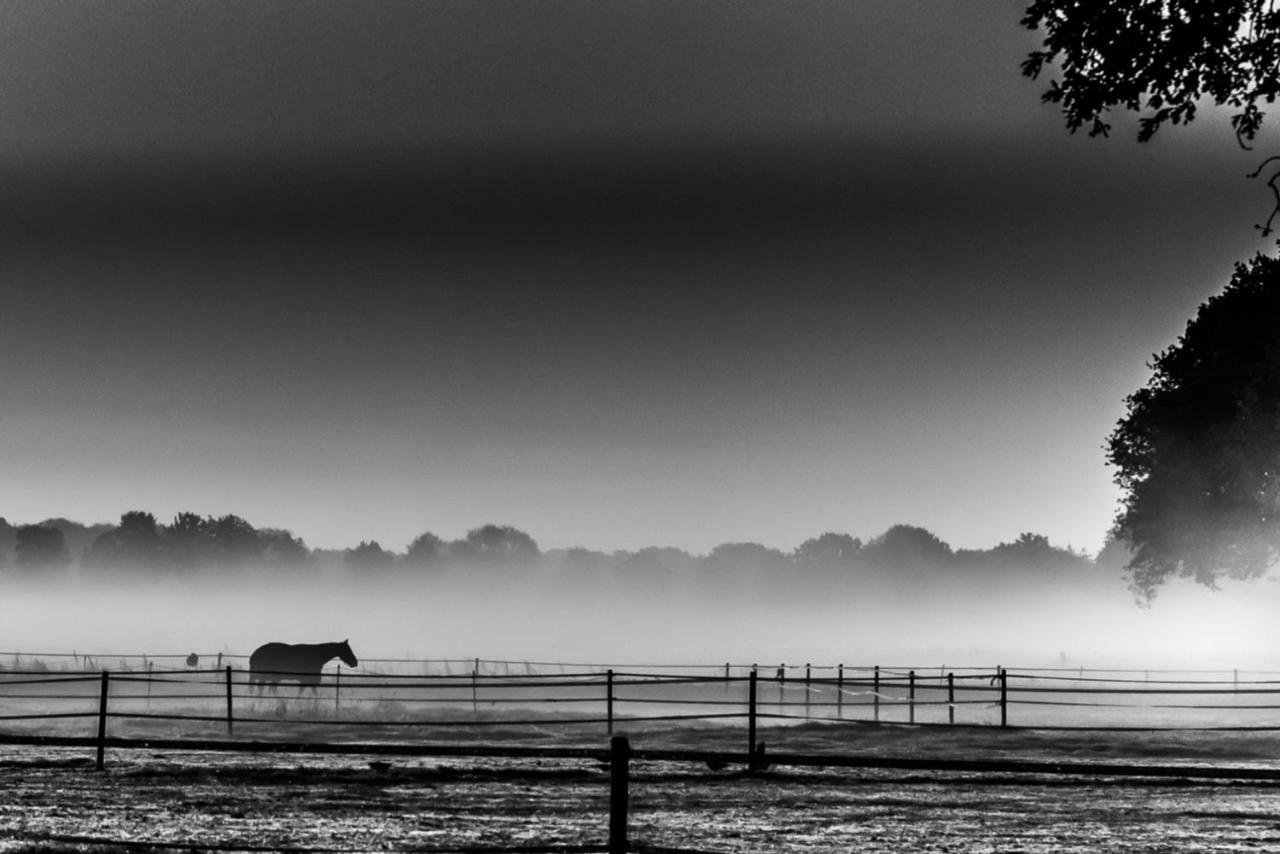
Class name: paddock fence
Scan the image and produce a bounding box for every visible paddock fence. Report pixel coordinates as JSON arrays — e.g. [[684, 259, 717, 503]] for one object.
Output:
[[6, 654, 1280, 854], [3, 653, 1280, 741]]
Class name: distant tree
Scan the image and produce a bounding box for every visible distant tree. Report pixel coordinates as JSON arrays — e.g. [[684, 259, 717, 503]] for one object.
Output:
[[861, 524, 953, 574], [1094, 531, 1135, 576], [449, 525, 540, 565], [615, 546, 695, 580], [1107, 255, 1280, 599], [14, 524, 71, 572], [163, 512, 212, 568], [794, 532, 862, 564], [701, 542, 791, 584], [1021, 1, 1280, 233], [207, 514, 262, 565], [404, 531, 444, 565], [38, 519, 114, 565], [258, 528, 309, 566], [982, 532, 1090, 574], [0, 518, 16, 566], [84, 511, 162, 570], [345, 540, 395, 570]]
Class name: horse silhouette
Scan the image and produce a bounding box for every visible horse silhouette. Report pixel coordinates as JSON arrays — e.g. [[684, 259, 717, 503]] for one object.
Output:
[[248, 639, 358, 696]]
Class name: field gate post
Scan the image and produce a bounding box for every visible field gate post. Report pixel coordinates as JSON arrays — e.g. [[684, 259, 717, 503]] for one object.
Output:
[[96, 670, 110, 771], [335, 665, 341, 717], [747, 668, 758, 771], [225, 665, 234, 735], [607, 669, 615, 735], [947, 672, 955, 725], [608, 735, 630, 854], [724, 662, 730, 695], [836, 664, 843, 720], [146, 661, 153, 707], [999, 667, 1008, 728], [873, 666, 880, 723]]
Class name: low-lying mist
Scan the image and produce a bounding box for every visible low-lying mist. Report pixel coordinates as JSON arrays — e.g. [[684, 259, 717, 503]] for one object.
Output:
[[3, 564, 1275, 670]]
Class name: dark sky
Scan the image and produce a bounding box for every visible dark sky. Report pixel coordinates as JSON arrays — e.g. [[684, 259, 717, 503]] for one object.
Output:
[[0, 1, 1268, 554]]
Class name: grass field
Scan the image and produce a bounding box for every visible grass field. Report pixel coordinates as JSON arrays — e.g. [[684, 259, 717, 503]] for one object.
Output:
[[4, 724, 1280, 853]]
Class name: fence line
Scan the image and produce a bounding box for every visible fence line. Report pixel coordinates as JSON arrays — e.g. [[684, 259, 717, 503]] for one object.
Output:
[[5, 661, 1280, 739], [7, 662, 1280, 854]]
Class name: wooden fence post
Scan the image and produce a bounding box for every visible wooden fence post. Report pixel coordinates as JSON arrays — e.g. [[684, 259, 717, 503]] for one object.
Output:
[[96, 670, 110, 771], [747, 668, 758, 770], [607, 669, 614, 735], [804, 663, 811, 720], [1000, 667, 1008, 728], [335, 665, 342, 717], [873, 666, 880, 723], [608, 735, 630, 854], [836, 664, 844, 720], [948, 672, 955, 725], [908, 670, 916, 724], [225, 666, 234, 736]]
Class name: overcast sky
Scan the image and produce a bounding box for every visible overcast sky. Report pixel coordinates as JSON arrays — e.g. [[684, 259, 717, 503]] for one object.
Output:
[[0, 0, 1270, 555]]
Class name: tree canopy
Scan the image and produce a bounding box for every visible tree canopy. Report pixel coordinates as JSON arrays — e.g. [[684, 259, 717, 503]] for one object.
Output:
[[1022, 1, 1280, 144], [1107, 254, 1280, 599]]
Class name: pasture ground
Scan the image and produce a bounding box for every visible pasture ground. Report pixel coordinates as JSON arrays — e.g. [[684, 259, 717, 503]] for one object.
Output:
[[3, 724, 1280, 852]]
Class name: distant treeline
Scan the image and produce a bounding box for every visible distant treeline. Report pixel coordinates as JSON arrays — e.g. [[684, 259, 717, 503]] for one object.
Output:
[[0, 511, 1128, 587]]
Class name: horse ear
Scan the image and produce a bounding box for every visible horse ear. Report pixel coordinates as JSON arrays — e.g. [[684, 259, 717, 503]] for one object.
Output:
[[344, 638, 349, 643]]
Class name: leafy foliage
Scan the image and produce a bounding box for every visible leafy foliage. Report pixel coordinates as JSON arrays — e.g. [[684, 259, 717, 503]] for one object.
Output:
[[1022, 0, 1280, 144], [1108, 254, 1280, 598]]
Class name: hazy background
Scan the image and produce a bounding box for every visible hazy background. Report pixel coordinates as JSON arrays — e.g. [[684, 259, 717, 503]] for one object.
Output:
[[1, 2, 1275, 666]]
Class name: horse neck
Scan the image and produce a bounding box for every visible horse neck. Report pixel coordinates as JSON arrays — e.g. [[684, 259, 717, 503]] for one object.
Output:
[[314, 642, 343, 661]]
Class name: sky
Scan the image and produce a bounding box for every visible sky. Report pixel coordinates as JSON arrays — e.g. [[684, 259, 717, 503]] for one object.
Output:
[[0, 0, 1272, 557]]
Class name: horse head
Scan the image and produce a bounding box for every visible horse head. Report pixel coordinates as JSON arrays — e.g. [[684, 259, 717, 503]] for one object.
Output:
[[338, 638, 358, 668]]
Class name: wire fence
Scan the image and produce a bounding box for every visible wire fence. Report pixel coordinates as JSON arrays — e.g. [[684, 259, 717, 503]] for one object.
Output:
[[3, 652, 1280, 736]]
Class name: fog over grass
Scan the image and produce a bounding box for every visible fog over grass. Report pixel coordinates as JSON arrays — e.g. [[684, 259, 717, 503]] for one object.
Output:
[[4, 562, 1276, 670]]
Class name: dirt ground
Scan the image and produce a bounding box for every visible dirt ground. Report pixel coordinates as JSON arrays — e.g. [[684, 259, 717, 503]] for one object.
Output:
[[3, 726, 1280, 853]]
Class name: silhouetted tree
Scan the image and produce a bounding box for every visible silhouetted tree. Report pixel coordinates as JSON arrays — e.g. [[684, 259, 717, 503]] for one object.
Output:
[[14, 524, 71, 573], [449, 524, 540, 565], [701, 542, 790, 588], [1021, 1, 1280, 233], [345, 540, 395, 569], [861, 524, 953, 575], [405, 531, 444, 565], [794, 532, 862, 564], [979, 532, 1091, 576], [207, 514, 262, 565], [1023, 1, 1278, 143], [84, 511, 163, 569], [1108, 255, 1280, 599], [163, 512, 212, 568]]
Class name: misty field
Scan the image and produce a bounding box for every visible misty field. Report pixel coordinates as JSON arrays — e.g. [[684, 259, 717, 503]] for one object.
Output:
[[4, 725, 1280, 853]]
